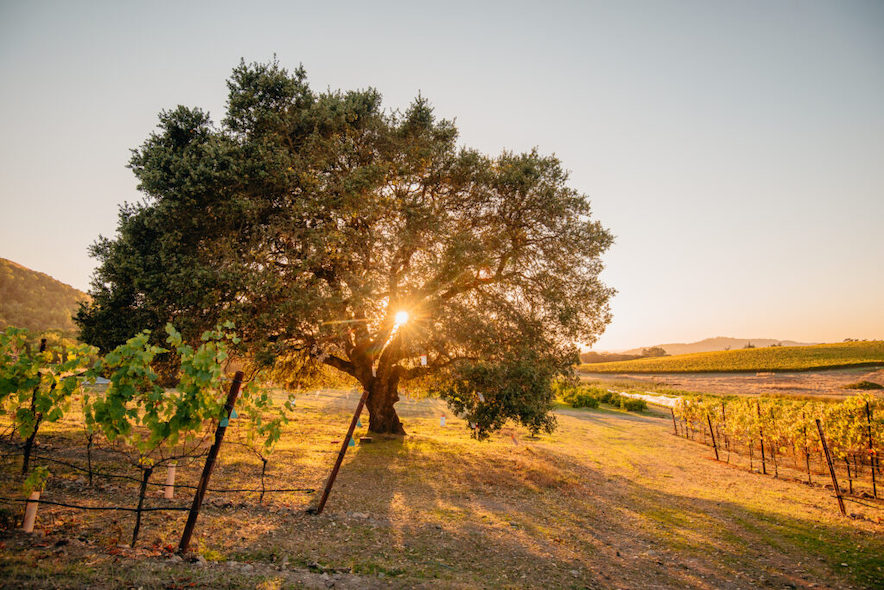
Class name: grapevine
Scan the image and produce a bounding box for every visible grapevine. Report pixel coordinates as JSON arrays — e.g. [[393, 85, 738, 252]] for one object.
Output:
[[672, 392, 883, 498]]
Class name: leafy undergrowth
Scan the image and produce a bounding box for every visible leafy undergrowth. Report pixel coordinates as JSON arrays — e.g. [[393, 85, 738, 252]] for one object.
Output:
[[580, 340, 884, 374], [1, 390, 882, 589]]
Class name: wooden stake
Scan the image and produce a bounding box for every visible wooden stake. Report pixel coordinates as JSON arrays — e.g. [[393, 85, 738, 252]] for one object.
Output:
[[178, 371, 243, 554], [802, 421, 812, 485], [769, 408, 778, 478], [816, 418, 846, 517], [312, 388, 369, 515], [756, 401, 767, 475], [670, 408, 678, 435], [866, 402, 877, 499], [721, 401, 730, 456], [706, 413, 719, 461]]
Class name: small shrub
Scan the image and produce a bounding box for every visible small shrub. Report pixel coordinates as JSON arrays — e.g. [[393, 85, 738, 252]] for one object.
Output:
[[842, 380, 883, 390], [557, 383, 606, 409], [567, 392, 600, 409], [596, 390, 618, 404], [619, 397, 647, 412], [550, 378, 573, 399], [557, 382, 646, 410], [581, 385, 609, 398]]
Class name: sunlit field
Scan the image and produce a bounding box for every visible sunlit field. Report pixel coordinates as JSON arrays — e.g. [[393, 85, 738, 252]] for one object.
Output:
[[580, 341, 884, 374], [2, 389, 882, 589]]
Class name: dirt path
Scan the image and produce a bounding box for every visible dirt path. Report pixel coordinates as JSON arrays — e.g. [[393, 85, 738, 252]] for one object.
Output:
[[1, 392, 882, 588]]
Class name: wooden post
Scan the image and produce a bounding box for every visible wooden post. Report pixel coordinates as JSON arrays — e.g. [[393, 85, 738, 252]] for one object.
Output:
[[756, 401, 767, 475], [816, 419, 846, 517], [706, 414, 719, 461], [312, 389, 369, 515], [721, 401, 730, 457], [670, 408, 678, 435], [178, 371, 243, 554], [802, 420, 812, 485], [866, 402, 877, 499], [769, 408, 778, 478]]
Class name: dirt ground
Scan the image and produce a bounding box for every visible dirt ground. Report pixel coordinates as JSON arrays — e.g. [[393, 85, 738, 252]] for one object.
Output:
[[580, 366, 884, 399], [1, 390, 882, 589]]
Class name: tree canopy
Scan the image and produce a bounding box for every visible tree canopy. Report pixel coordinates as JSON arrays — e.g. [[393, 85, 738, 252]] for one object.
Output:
[[76, 59, 614, 436]]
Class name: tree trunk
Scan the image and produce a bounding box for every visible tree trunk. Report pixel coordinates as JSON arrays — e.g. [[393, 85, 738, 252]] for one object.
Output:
[[365, 374, 406, 435]]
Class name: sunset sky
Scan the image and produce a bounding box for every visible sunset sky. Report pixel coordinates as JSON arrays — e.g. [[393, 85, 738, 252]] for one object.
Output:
[[1, 1, 882, 351]]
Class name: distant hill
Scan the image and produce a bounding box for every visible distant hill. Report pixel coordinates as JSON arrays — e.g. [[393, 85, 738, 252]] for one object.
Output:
[[622, 337, 815, 356], [0, 258, 88, 335]]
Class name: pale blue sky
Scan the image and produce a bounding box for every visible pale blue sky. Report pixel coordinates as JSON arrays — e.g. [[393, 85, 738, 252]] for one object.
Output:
[[1, 0, 882, 350]]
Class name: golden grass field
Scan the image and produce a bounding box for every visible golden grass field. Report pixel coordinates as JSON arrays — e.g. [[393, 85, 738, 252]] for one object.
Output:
[[579, 366, 884, 400], [1, 389, 883, 589], [579, 341, 884, 374]]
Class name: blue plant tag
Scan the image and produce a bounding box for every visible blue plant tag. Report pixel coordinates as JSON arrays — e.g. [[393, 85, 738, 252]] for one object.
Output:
[[231, 409, 239, 419], [357, 419, 362, 428], [348, 437, 356, 447], [220, 417, 229, 428]]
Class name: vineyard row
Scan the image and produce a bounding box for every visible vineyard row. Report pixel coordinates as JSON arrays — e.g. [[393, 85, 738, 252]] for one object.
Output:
[[672, 394, 882, 508]]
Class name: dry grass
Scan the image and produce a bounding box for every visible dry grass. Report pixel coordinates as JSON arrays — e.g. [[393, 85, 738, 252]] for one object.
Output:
[[1, 389, 882, 589]]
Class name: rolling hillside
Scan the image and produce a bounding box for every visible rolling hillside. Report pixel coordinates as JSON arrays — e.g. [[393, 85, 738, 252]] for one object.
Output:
[[622, 337, 815, 356], [580, 341, 884, 373], [0, 257, 88, 335]]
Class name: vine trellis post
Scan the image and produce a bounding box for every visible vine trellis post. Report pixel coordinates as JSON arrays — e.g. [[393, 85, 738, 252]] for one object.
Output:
[[178, 371, 244, 554]]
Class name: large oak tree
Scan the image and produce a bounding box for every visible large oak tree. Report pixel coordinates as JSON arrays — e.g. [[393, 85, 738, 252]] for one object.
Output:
[[77, 59, 614, 436]]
